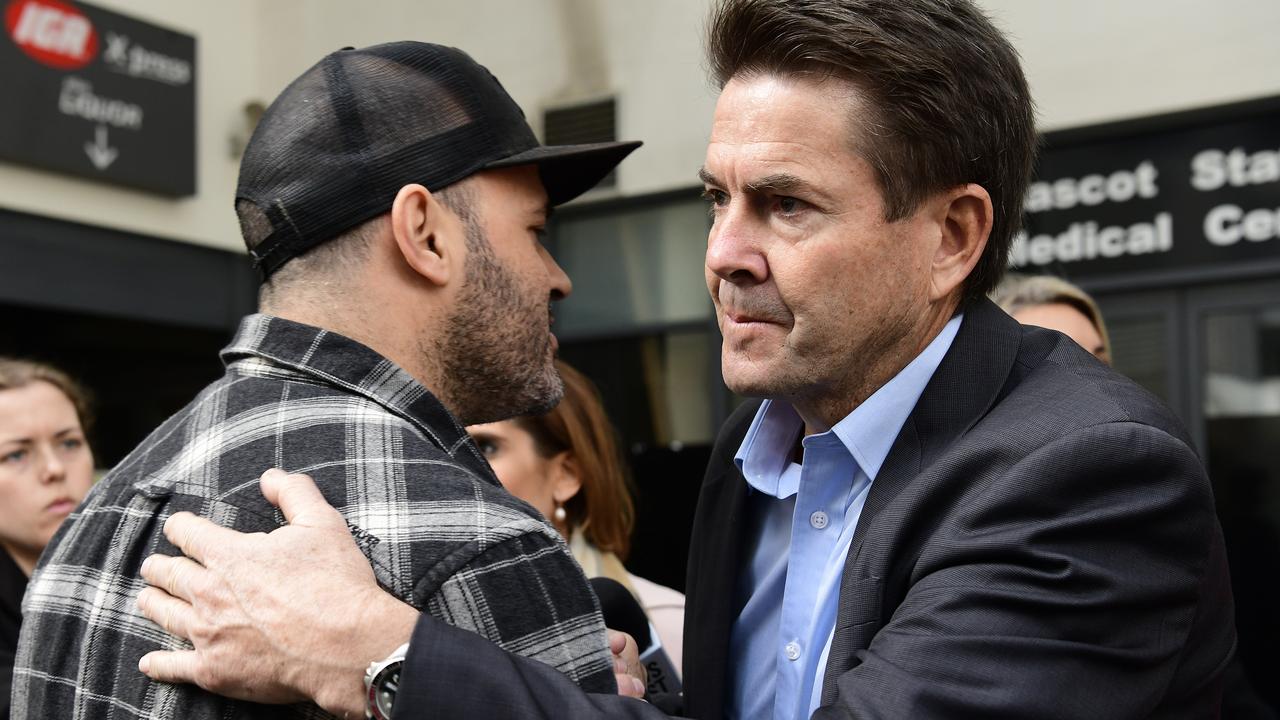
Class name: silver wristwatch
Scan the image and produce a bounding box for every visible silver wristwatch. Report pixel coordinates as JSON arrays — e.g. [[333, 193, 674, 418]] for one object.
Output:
[[364, 642, 410, 720]]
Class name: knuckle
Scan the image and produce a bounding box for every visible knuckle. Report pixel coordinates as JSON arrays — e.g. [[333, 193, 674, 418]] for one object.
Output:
[[284, 472, 317, 492], [193, 665, 216, 691], [160, 604, 174, 633], [168, 564, 187, 593], [190, 619, 213, 644]]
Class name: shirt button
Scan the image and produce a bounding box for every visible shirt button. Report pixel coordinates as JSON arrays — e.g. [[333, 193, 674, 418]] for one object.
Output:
[[809, 511, 829, 530], [784, 641, 801, 661]]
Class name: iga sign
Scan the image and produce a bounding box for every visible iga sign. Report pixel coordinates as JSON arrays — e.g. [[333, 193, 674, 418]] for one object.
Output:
[[1012, 99, 1280, 279], [0, 0, 194, 195], [6, 0, 98, 69]]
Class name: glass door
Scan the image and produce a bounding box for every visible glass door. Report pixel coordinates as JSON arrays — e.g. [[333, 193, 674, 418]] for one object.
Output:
[[1188, 278, 1280, 712]]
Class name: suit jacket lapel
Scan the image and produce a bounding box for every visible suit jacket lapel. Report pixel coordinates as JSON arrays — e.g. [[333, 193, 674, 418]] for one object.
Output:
[[821, 299, 1023, 704], [856, 300, 1021, 552]]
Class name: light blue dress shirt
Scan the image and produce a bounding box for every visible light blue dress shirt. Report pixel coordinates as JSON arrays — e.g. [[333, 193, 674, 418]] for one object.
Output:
[[726, 314, 963, 720]]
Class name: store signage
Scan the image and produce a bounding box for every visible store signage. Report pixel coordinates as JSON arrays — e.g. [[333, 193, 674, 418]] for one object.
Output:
[[0, 0, 195, 195], [1013, 101, 1280, 279]]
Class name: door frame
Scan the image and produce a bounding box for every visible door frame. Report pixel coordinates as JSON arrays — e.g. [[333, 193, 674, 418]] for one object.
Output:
[[1185, 277, 1280, 457]]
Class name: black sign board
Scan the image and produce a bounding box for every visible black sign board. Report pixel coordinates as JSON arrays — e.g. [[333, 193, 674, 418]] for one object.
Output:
[[1014, 97, 1280, 281], [0, 0, 195, 196]]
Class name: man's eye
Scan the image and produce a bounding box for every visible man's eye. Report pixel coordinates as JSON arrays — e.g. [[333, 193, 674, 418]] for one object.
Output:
[[531, 227, 548, 242], [474, 439, 498, 457], [701, 189, 728, 207], [777, 196, 803, 215]]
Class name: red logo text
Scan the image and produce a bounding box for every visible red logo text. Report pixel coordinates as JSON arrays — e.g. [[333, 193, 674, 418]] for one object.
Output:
[[5, 0, 98, 70]]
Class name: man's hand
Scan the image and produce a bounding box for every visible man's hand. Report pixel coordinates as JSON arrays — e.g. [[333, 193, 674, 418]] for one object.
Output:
[[136, 469, 417, 718], [609, 630, 646, 699]]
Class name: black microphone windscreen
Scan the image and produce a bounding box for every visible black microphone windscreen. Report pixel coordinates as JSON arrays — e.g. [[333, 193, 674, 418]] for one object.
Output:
[[588, 576, 652, 654]]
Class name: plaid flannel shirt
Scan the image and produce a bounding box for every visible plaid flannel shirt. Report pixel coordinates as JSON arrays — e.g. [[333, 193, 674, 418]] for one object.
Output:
[[11, 315, 614, 719]]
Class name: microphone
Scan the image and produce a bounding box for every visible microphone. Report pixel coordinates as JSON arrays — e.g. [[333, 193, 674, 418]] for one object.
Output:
[[588, 576, 682, 696]]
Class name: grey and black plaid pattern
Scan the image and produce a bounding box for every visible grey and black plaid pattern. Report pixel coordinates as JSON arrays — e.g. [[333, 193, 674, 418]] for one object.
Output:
[[11, 314, 614, 719]]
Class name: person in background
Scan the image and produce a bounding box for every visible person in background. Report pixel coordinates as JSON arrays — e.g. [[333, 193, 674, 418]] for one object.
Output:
[[467, 360, 685, 674], [0, 358, 95, 720], [992, 273, 1111, 364]]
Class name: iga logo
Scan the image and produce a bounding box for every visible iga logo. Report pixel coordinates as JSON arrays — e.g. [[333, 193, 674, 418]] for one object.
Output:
[[5, 0, 98, 70]]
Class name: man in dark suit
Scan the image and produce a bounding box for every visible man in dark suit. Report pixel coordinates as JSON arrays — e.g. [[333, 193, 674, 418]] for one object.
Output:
[[133, 0, 1236, 717]]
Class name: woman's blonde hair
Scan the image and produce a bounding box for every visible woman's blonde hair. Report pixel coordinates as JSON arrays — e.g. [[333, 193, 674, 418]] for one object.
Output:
[[991, 273, 1111, 364], [515, 361, 635, 560]]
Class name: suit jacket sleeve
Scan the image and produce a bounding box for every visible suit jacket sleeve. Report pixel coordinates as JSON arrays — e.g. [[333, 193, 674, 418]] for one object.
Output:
[[391, 613, 683, 719], [816, 421, 1234, 719]]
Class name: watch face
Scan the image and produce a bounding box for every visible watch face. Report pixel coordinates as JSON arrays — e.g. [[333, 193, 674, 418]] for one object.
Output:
[[367, 663, 401, 720]]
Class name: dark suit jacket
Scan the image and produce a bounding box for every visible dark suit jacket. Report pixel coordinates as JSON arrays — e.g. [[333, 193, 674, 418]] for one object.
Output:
[[396, 299, 1236, 719]]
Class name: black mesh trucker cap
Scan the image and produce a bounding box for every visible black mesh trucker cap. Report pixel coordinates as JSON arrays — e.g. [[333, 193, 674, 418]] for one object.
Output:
[[237, 41, 641, 279]]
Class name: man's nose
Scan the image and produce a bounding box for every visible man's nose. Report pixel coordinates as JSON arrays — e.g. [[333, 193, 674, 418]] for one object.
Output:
[[544, 249, 572, 301], [705, 206, 769, 285]]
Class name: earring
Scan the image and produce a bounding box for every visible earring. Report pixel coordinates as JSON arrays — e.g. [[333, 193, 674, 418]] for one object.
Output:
[[553, 503, 567, 523]]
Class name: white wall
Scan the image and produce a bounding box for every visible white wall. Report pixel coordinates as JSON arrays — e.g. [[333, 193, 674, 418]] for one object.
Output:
[[2, 0, 1278, 252], [983, 0, 1280, 131], [247, 0, 717, 197]]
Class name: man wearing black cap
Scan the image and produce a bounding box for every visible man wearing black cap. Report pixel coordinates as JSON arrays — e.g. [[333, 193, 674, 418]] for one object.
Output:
[[10, 41, 639, 720]]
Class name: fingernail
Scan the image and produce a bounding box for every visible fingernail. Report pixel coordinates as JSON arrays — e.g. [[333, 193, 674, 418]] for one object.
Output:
[[262, 468, 284, 480], [631, 676, 646, 695], [140, 556, 151, 574], [138, 655, 150, 673], [613, 658, 625, 674]]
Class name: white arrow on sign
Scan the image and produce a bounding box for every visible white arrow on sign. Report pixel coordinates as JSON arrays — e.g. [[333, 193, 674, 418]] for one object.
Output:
[[84, 124, 119, 171]]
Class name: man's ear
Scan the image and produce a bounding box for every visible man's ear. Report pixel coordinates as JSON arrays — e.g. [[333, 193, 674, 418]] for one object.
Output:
[[930, 183, 993, 302], [390, 183, 461, 287]]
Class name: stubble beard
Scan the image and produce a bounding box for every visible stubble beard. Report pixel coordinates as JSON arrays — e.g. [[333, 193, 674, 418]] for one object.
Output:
[[432, 221, 563, 426]]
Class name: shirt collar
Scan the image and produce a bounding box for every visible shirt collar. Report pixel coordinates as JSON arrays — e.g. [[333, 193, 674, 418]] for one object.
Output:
[[735, 313, 963, 495], [221, 314, 483, 466]]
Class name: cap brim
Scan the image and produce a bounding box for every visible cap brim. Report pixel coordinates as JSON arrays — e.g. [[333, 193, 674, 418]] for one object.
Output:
[[484, 140, 642, 206]]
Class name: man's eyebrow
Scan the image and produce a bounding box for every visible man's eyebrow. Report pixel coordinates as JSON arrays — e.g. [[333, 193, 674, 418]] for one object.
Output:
[[698, 168, 824, 199], [743, 172, 812, 195]]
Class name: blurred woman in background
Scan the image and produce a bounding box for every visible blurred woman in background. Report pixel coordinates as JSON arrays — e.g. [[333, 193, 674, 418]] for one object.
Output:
[[0, 358, 95, 720], [992, 273, 1112, 364], [467, 360, 685, 675]]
